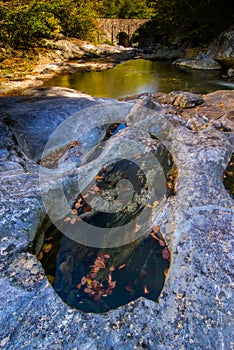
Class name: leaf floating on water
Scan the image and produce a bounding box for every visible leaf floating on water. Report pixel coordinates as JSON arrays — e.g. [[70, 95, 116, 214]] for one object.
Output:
[[164, 268, 169, 277], [108, 281, 116, 289], [84, 287, 93, 294], [44, 243, 53, 253], [76, 283, 82, 289], [125, 283, 134, 294], [162, 248, 170, 260], [109, 266, 115, 272], [93, 293, 101, 301], [38, 251, 43, 260], [143, 285, 149, 294], [118, 263, 127, 270], [91, 266, 100, 273], [95, 259, 106, 269], [107, 274, 112, 283]]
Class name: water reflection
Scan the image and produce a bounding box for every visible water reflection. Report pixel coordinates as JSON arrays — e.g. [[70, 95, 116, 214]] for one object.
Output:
[[44, 59, 232, 98]]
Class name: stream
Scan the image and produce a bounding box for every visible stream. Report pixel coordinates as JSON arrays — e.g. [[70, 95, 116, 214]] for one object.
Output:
[[44, 59, 234, 98]]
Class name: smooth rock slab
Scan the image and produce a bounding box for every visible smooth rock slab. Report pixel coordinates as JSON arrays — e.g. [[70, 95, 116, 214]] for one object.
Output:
[[0, 87, 233, 349]]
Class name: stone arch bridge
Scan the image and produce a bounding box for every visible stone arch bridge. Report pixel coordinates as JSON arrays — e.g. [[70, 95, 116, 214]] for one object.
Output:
[[96, 18, 149, 47]]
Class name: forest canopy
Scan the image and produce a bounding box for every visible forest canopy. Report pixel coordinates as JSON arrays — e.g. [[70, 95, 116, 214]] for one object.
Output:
[[0, 0, 233, 48]]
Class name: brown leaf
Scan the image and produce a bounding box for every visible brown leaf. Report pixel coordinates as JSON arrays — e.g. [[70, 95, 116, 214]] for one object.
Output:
[[76, 283, 82, 289], [95, 259, 106, 269], [108, 281, 116, 289], [91, 266, 100, 273], [143, 285, 149, 294], [104, 254, 110, 259], [70, 217, 76, 225], [44, 243, 53, 253], [75, 202, 82, 209], [83, 205, 92, 213], [93, 293, 101, 301], [125, 283, 134, 293], [38, 251, 43, 260], [159, 240, 166, 247], [153, 225, 160, 233], [84, 287, 93, 294], [63, 216, 71, 223], [118, 263, 127, 270], [71, 209, 78, 215], [162, 248, 170, 260], [107, 274, 112, 283], [164, 268, 169, 277], [109, 266, 115, 272]]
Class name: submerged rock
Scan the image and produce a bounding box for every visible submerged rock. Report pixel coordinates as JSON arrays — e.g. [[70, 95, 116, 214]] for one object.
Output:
[[0, 87, 233, 350]]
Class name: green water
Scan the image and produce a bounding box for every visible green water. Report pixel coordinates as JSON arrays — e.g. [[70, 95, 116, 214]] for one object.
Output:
[[44, 59, 233, 98]]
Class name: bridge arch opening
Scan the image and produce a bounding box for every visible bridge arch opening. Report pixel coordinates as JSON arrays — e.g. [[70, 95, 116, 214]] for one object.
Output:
[[117, 32, 129, 47]]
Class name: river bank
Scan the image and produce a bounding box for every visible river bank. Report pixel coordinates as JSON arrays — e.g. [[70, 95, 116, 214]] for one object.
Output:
[[2, 36, 232, 96]]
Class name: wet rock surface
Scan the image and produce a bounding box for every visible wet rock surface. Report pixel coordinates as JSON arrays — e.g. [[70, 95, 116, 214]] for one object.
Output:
[[174, 52, 222, 70], [0, 87, 233, 349], [207, 26, 234, 66]]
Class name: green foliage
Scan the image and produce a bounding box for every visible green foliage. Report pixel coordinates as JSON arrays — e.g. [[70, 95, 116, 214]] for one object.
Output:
[[151, 0, 234, 46], [0, 0, 99, 48], [101, 0, 155, 19]]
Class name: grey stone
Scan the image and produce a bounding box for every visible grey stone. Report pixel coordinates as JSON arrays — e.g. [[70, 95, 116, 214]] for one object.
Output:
[[174, 52, 222, 70], [207, 26, 234, 66], [0, 87, 233, 350]]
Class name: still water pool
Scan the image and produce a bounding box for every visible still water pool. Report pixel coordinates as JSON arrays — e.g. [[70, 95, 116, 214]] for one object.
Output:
[[44, 59, 233, 98]]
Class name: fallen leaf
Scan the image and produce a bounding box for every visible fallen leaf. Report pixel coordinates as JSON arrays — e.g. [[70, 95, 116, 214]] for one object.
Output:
[[162, 248, 170, 260], [104, 254, 110, 259], [108, 281, 116, 289], [70, 217, 76, 224], [152, 201, 159, 209], [84, 287, 93, 294], [153, 225, 160, 233], [71, 209, 78, 215], [109, 266, 115, 272], [38, 251, 43, 260], [63, 216, 71, 223], [95, 259, 106, 268], [44, 243, 53, 253], [125, 283, 134, 293], [143, 285, 149, 294], [76, 283, 82, 289], [75, 202, 82, 209], [159, 239, 166, 247], [89, 272, 97, 279], [107, 274, 112, 283], [164, 268, 169, 277], [118, 263, 127, 270], [93, 293, 101, 301]]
